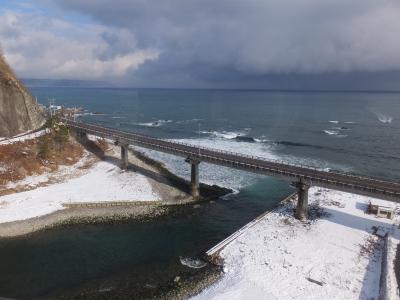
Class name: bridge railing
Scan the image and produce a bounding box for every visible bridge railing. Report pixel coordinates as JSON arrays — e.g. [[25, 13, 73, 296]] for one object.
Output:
[[64, 118, 325, 170], [62, 118, 399, 188]]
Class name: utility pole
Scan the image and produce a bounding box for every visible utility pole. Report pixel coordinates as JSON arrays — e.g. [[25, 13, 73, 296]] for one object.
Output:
[[198, 122, 201, 157], [48, 98, 56, 118]]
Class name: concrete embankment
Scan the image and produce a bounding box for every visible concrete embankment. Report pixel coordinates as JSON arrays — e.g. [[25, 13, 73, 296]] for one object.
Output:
[[379, 229, 400, 300], [206, 192, 297, 264], [0, 134, 232, 238], [0, 203, 168, 238]]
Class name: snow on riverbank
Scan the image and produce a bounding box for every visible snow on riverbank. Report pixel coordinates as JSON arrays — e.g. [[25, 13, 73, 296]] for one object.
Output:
[[0, 160, 159, 223], [194, 187, 400, 300]]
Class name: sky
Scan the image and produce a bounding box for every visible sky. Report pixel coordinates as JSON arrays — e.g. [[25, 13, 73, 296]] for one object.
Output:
[[1, 0, 400, 89]]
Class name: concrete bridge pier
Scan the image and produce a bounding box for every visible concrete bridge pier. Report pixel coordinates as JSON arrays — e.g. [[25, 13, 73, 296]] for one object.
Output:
[[76, 130, 87, 141], [120, 143, 129, 169], [294, 180, 310, 220], [189, 159, 200, 199]]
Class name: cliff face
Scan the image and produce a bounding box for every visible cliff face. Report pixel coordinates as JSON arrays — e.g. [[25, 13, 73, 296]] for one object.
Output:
[[0, 54, 45, 137]]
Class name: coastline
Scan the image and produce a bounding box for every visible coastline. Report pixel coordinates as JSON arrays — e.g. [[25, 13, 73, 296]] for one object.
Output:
[[4, 127, 398, 299], [0, 136, 232, 238]]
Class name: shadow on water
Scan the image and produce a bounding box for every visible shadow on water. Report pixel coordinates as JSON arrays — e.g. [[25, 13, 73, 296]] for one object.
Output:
[[0, 176, 291, 299]]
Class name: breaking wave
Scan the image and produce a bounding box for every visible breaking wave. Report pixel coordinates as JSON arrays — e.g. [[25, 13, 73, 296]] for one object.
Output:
[[201, 129, 250, 140], [323, 130, 340, 135], [376, 113, 393, 124], [133, 133, 350, 191], [137, 120, 173, 127], [323, 128, 348, 138], [212, 131, 241, 139], [135, 136, 279, 190], [328, 120, 356, 125]]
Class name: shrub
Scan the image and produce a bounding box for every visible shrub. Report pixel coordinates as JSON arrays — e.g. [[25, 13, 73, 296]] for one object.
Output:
[[53, 123, 69, 145], [38, 135, 53, 159]]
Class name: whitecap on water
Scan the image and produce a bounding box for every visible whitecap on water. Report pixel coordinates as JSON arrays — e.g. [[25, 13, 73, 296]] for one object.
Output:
[[135, 137, 276, 190], [210, 130, 246, 139], [329, 120, 339, 124], [323, 130, 340, 135], [134, 133, 351, 190], [137, 120, 173, 127], [198, 127, 251, 140], [376, 113, 393, 124], [254, 138, 269, 143], [213, 131, 239, 139], [179, 256, 208, 269]]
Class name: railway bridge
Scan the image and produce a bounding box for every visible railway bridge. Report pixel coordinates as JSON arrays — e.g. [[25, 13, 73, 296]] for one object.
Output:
[[63, 118, 400, 220]]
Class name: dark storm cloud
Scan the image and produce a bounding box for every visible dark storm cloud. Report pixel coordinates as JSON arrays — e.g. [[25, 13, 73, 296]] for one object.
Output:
[[49, 1, 400, 69], [3, 0, 400, 88]]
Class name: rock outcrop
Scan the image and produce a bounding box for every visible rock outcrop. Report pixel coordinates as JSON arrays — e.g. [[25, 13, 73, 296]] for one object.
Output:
[[0, 54, 45, 137]]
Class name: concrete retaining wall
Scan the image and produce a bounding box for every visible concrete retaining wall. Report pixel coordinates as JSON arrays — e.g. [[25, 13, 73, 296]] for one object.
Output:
[[379, 234, 389, 300], [379, 230, 400, 300], [206, 192, 296, 263], [62, 200, 163, 209]]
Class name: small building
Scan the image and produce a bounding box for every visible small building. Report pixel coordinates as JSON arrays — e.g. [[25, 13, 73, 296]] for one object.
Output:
[[377, 206, 394, 219], [367, 202, 394, 219]]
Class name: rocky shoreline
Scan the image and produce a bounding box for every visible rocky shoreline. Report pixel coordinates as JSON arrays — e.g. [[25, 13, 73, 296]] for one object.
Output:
[[162, 265, 223, 300], [0, 203, 168, 238]]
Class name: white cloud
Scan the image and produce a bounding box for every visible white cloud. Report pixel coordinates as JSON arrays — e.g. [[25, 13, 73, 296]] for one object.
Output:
[[0, 10, 159, 80]]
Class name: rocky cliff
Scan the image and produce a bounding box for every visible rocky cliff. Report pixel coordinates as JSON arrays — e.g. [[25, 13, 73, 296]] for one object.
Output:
[[0, 54, 45, 137]]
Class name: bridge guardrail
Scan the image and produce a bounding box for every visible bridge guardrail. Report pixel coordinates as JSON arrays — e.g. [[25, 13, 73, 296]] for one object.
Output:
[[62, 118, 329, 171], [62, 118, 400, 192]]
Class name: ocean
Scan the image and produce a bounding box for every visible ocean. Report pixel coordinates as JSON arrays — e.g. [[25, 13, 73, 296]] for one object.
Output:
[[33, 88, 400, 181], [0, 88, 399, 298]]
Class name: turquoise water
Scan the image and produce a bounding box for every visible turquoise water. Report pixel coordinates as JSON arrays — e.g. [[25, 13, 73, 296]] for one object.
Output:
[[0, 88, 399, 298]]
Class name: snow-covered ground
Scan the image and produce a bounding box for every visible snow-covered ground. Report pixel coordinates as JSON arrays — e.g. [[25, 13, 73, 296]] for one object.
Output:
[[0, 129, 48, 145], [386, 232, 400, 299], [194, 187, 400, 300], [0, 159, 159, 223]]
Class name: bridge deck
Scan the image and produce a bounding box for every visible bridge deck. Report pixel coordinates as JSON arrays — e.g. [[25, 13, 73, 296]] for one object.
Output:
[[63, 118, 400, 202]]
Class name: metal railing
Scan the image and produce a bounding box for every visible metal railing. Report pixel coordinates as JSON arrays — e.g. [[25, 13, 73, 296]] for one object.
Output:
[[62, 118, 400, 197]]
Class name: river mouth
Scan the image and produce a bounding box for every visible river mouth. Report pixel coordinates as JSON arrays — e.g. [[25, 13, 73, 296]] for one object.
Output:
[[0, 178, 291, 299]]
